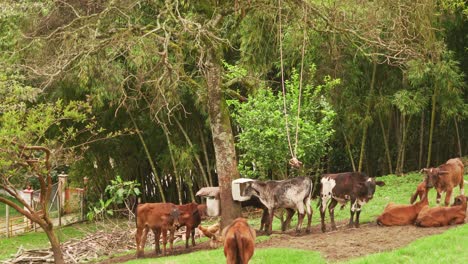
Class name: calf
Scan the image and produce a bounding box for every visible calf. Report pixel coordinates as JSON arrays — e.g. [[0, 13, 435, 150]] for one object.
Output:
[[176, 202, 203, 249], [135, 203, 180, 257], [421, 158, 464, 206], [377, 190, 428, 226], [320, 172, 385, 232], [415, 195, 467, 227], [241, 196, 270, 232], [242, 177, 313, 235], [223, 218, 256, 264]]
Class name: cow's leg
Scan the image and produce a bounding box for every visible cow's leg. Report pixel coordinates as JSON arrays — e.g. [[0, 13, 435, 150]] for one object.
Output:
[[305, 197, 312, 233], [138, 226, 149, 257], [436, 191, 441, 204], [328, 199, 338, 231], [296, 202, 306, 233], [348, 199, 357, 227], [320, 195, 330, 233], [354, 203, 362, 228], [449, 215, 465, 225], [185, 226, 190, 249], [162, 229, 168, 256], [135, 226, 144, 257], [267, 208, 274, 235], [444, 189, 453, 206], [154, 228, 161, 255], [191, 227, 196, 247], [460, 179, 465, 195], [282, 208, 295, 231], [260, 208, 268, 231], [169, 228, 175, 254]]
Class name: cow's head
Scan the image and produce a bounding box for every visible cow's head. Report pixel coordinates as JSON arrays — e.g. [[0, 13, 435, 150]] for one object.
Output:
[[451, 195, 467, 206], [170, 207, 181, 228], [420, 168, 449, 188], [242, 181, 262, 198], [361, 178, 385, 201]]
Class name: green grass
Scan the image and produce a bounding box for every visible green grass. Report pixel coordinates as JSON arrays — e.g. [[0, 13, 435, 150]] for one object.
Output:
[[343, 223, 468, 264], [0, 195, 23, 218], [125, 248, 327, 264]]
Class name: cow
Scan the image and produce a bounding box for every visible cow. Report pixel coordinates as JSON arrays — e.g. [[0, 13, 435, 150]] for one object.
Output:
[[242, 177, 313, 235], [176, 202, 203, 249], [135, 203, 180, 257], [241, 196, 270, 232], [421, 158, 464, 206], [415, 195, 467, 227], [376, 189, 428, 226], [410, 181, 427, 204], [320, 172, 385, 232], [223, 218, 256, 264]]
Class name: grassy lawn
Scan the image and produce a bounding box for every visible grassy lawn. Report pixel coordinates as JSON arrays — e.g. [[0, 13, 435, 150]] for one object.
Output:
[[0, 195, 23, 218]]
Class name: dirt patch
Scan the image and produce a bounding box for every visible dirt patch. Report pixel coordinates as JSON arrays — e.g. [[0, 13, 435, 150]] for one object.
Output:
[[97, 221, 453, 263]]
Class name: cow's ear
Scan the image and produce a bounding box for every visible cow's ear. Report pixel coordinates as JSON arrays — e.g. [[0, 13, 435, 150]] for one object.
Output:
[[375, 181, 385, 187], [420, 168, 428, 174]]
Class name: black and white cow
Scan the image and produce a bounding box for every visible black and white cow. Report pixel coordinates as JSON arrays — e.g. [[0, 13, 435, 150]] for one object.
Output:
[[242, 177, 313, 235], [319, 172, 385, 232]]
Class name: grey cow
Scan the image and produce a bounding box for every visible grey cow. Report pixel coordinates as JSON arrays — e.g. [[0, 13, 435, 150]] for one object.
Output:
[[242, 177, 313, 235]]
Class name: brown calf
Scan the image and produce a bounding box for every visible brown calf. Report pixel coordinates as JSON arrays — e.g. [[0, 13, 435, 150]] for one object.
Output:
[[410, 181, 427, 204], [223, 218, 256, 264], [176, 202, 203, 249], [415, 195, 467, 227], [135, 203, 180, 257], [421, 158, 464, 205], [377, 190, 428, 226]]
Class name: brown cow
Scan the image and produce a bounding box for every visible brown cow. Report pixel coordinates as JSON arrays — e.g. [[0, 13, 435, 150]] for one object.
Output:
[[377, 189, 428, 226], [421, 158, 464, 206], [415, 195, 467, 227], [176, 202, 203, 249], [223, 218, 256, 264], [410, 181, 427, 204], [135, 203, 180, 257]]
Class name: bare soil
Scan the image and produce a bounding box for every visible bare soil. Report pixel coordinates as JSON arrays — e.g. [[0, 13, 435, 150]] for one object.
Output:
[[98, 221, 453, 263]]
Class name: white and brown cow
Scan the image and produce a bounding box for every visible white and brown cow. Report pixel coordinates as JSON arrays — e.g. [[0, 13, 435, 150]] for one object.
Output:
[[320, 172, 385, 232], [242, 177, 313, 235]]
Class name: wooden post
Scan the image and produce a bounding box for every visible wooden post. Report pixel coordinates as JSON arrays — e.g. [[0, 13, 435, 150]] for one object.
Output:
[[5, 204, 9, 238], [58, 189, 62, 227]]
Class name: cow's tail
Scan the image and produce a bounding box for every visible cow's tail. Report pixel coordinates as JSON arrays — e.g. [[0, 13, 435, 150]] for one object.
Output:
[[409, 190, 419, 204], [234, 230, 243, 264]]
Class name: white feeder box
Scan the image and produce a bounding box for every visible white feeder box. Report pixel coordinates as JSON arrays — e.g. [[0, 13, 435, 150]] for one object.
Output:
[[231, 178, 254, 201], [196, 187, 221, 217]]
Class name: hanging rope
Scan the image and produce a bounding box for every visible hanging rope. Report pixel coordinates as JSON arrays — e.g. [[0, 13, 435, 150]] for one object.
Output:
[[278, 0, 306, 169]]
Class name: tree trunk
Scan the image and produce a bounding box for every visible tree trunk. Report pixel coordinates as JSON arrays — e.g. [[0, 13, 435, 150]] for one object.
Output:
[[44, 224, 65, 264], [358, 60, 377, 172], [175, 118, 210, 187], [426, 86, 438, 167], [454, 117, 462, 157], [199, 125, 214, 186], [400, 115, 412, 174], [203, 49, 242, 229], [378, 111, 393, 174], [342, 130, 356, 172], [395, 114, 405, 175], [162, 124, 183, 205], [418, 112, 425, 169], [128, 111, 166, 202]]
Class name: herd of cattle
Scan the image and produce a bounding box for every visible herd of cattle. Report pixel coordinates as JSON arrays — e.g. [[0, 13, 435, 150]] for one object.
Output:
[[134, 157, 466, 263]]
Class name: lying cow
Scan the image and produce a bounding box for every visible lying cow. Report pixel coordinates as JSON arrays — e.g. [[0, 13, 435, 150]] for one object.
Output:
[[415, 195, 467, 227], [243, 177, 313, 235], [410, 181, 427, 204], [377, 189, 428, 226], [421, 158, 464, 206], [223, 218, 256, 264], [135, 203, 180, 257], [176, 202, 203, 249], [320, 172, 385, 232]]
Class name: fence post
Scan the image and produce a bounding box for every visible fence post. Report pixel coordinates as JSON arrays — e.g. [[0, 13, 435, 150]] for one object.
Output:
[[5, 204, 9, 238]]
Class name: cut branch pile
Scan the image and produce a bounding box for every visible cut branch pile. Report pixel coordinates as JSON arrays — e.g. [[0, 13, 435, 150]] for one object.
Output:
[[2, 226, 205, 263]]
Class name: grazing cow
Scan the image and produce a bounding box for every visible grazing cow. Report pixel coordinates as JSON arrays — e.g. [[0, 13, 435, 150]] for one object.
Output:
[[241, 196, 271, 232], [377, 189, 428, 226], [320, 172, 385, 232], [415, 195, 467, 227], [223, 218, 256, 264], [421, 158, 464, 206], [176, 202, 203, 249], [410, 181, 427, 204], [135, 203, 180, 257], [242, 177, 313, 235]]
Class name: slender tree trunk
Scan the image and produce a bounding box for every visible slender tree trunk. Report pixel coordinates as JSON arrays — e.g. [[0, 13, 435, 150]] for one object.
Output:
[[454, 117, 462, 157], [202, 49, 242, 228], [162, 124, 183, 205], [395, 115, 405, 175], [400, 115, 412, 174], [418, 112, 425, 169], [174, 118, 210, 187], [342, 130, 356, 172], [358, 61, 377, 172], [44, 224, 65, 264], [427, 86, 438, 167], [128, 112, 166, 202], [199, 125, 214, 186], [378, 111, 393, 174]]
